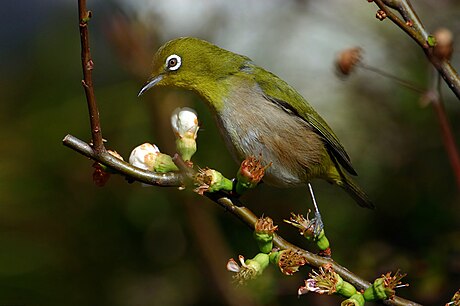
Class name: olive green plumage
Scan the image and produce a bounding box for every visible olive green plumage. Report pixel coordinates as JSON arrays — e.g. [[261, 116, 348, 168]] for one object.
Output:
[[140, 37, 373, 209]]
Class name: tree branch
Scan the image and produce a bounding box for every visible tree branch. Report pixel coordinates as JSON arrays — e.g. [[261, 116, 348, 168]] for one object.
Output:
[[78, 0, 104, 152], [371, 0, 460, 100], [63, 133, 421, 306]]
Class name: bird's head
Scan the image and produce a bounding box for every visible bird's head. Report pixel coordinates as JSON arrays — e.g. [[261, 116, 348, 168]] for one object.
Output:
[[138, 37, 251, 101]]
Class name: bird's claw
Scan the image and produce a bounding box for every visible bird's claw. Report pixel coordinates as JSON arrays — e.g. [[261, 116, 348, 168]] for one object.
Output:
[[311, 213, 324, 239]]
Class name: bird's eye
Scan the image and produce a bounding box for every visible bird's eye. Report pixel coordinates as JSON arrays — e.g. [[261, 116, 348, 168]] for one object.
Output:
[[165, 54, 181, 71]]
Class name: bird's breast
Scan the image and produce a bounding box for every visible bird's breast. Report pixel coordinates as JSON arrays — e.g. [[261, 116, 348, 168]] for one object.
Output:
[[213, 84, 327, 187]]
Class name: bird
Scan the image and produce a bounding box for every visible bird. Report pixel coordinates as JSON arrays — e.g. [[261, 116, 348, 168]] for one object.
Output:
[[138, 37, 373, 234]]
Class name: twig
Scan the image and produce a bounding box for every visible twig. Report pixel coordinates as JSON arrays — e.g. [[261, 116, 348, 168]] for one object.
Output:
[[429, 74, 460, 189], [78, 0, 104, 152], [371, 0, 460, 100], [369, 0, 460, 188], [63, 134, 183, 186]]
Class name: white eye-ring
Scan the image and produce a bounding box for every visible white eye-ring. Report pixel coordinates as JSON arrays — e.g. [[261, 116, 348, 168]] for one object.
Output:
[[165, 54, 182, 71]]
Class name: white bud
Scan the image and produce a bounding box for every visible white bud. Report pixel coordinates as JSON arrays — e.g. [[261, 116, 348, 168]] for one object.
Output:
[[129, 143, 160, 170], [171, 107, 199, 139]]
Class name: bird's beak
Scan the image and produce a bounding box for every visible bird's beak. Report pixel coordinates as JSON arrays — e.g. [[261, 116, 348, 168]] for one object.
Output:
[[138, 74, 163, 97]]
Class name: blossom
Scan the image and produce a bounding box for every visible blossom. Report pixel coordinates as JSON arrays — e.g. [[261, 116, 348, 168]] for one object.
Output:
[[129, 143, 178, 173], [171, 107, 199, 139]]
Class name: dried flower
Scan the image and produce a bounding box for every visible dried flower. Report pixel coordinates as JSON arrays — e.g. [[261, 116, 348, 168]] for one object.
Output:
[[335, 47, 363, 77], [235, 155, 271, 194], [272, 249, 307, 275], [299, 265, 357, 298], [171, 107, 199, 161], [194, 168, 233, 195], [284, 211, 330, 251], [254, 216, 278, 253], [226, 253, 269, 285], [129, 143, 178, 173], [363, 270, 408, 301]]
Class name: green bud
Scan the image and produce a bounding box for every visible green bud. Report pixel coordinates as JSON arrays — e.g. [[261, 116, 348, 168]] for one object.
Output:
[[153, 153, 180, 173], [254, 217, 278, 253], [227, 253, 270, 285], [246, 253, 270, 274], [337, 281, 357, 298], [269, 251, 280, 265], [363, 278, 387, 301], [363, 271, 407, 302], [427, 35, 437, 47], [341, 293, 365, 306], [195, 168, 233, 195], [254, 232, 273, 254], [315, 229, 330, 250], [176, 137, 197, 162]]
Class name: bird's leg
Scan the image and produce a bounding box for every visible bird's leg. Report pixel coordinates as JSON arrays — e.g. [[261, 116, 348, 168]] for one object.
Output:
[[308, 183, 324, 238]]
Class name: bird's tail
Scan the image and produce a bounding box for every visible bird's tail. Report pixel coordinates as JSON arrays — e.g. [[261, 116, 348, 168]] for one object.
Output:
[[336, 173, 374, 209]]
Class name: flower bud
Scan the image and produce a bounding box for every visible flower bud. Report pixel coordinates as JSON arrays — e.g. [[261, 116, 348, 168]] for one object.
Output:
[[254, 217, 278, 253], [171, 107, 199, 161], [129, 143, 178, 173], [433, 28, 453, 60], [194, 168, 233, 195], [226, 253, 270, 285]]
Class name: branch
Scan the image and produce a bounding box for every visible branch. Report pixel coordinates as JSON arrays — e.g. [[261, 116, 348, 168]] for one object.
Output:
[[63, 133, 420, 306], [78, 0, 104, 152], [371, 0, 460, 100]]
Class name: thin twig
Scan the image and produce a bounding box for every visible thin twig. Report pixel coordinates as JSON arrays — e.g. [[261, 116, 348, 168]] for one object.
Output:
[[371, 0, 460, 100], [370, 0, 460, 188], [429, 75, 460, 189], [63, 134, 183, 186], [78, 0, 104, 152]]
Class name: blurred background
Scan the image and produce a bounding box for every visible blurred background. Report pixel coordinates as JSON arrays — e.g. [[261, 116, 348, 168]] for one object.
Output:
[[1, 0, 459, 305]]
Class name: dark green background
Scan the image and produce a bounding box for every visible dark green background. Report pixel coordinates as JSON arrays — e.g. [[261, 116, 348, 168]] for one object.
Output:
[[1, 1, 459, 305]]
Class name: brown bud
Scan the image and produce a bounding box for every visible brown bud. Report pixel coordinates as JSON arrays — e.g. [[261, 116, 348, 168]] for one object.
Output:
[[92, 162, 111, 187], [433, 28, 453, 60], [376, 10, 387, 21], [335, 47, 363, 77]]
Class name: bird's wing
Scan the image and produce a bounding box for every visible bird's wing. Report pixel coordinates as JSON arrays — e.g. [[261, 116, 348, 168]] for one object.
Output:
[[253, 67, 357, 175]]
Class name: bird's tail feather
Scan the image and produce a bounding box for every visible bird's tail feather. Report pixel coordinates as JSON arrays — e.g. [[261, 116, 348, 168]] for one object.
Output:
[[337, 174, 374, 209]]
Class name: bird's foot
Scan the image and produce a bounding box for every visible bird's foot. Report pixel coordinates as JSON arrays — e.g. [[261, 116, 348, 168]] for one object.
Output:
[[311, 212, 324, 239]]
